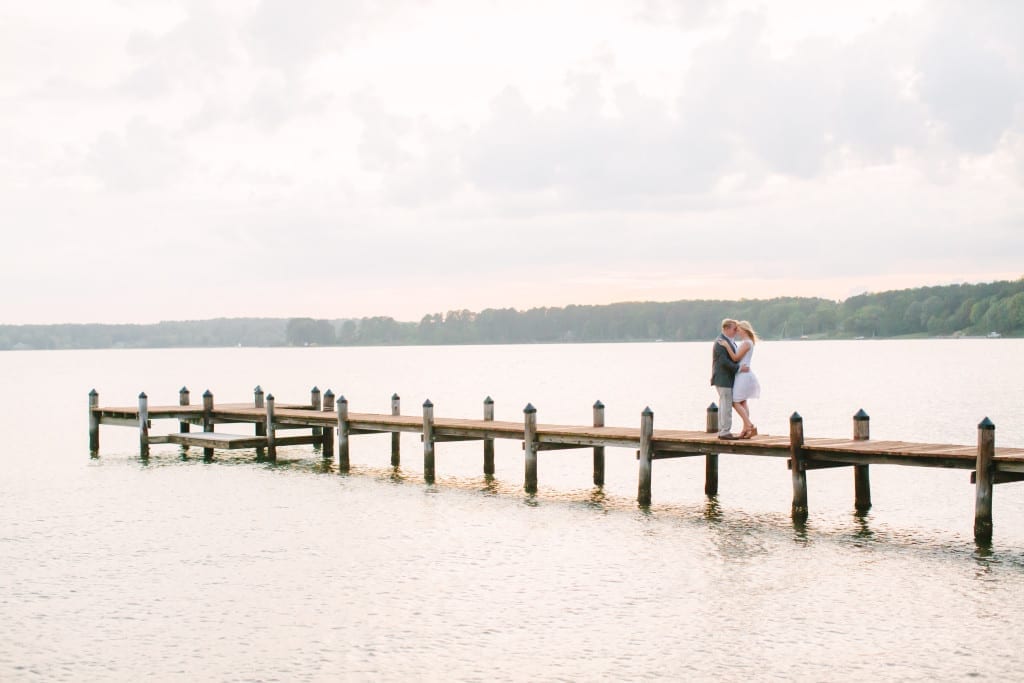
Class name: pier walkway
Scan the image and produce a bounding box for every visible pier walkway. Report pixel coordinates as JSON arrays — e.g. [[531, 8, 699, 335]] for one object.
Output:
[[89, 386, 1024, 542]]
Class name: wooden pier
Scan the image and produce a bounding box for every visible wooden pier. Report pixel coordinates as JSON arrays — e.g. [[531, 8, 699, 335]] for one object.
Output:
[[89, 387, 1024, 542]]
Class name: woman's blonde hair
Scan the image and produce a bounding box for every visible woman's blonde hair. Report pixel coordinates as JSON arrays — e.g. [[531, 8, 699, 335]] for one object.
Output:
[[737, 320, 759, 343]]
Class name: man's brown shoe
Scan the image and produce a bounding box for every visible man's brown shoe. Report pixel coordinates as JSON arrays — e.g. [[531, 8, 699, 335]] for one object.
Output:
[[718, 433, 738, 440]]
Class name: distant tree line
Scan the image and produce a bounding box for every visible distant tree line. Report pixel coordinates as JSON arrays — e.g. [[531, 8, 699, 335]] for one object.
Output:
[[2, 279, 1021, 350]]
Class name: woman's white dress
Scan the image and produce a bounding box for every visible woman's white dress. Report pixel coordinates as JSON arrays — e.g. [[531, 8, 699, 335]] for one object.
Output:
[[732, 342, 761, 402]]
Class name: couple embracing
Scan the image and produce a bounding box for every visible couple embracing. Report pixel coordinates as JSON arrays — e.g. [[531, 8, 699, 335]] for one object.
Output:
[[710, 318, 761, 440]]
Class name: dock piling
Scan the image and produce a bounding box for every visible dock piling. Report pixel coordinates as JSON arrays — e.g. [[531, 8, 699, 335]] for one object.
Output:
[[593, 400, 605, 486], [638, 407, 654, 505], [202, 390, 214, 460], [88, 389, 99, 454], [423, 400, 435, 483], [254, 386, 266, 459], [790, 412, 808, 520], [178, 387, 190, 434], [974, 418, 995, 542], [336, 396, 349, 472], [265, 394, 276, 462], [524, 404, 538, 493], [391, 394, 401, 466], [322, 390, 335, 458], [483, 396, 495, 475], [853, 409, 871, 511], [138, 392, 149, 458], [705, 403, 719, 496], [311, 387, 322, 447]]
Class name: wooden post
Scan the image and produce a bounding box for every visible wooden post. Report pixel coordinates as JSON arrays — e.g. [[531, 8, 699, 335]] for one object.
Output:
[[853, 409, 871, 511], [790, 412, 808, 520], [311, 386, 322, 447], [321, 390, 335, 458], [254, 385, 266, 459], [524, 403, 538, 493], [202, 390, 214, 460], [88, 389, 99, 454], [337, 396, 350, 472], [265, 394, 277, 462], [423, 399, 435, 483], [705, 403, 719, 496], [178, 387, 190, 434], [592, 400, 605, 486], [974, 417, 995, 542], [637, 407, 654, 505], [138, 392, 149, 459], [483, 396, 495, 475], [391, 393, 401, 467]]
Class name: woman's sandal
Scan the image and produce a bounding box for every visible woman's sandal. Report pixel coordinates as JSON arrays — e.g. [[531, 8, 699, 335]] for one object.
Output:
[[744, 425, 758, 439], [738, 426, 751, 439]]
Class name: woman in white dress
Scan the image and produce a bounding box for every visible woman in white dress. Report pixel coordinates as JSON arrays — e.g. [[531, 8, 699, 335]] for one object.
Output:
[[717, 320, 761, 439]]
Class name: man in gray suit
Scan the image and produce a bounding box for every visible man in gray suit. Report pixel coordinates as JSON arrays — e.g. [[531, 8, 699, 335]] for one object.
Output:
[[711, 318, 742, 439]]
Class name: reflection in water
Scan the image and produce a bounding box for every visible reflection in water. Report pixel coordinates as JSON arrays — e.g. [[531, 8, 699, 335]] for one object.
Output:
[[791, 517, 811, 546], [703, 496, 722, 523], [480, 474, 499, 495], [853, 511, 875, 540]]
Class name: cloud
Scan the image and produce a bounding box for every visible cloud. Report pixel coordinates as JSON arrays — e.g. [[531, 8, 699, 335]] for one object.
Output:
[[85, 118, 186, 191], [915, 6, 1024, 154]]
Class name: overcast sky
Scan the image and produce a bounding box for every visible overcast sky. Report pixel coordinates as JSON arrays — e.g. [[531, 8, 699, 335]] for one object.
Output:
[[2, 0, 1022, 324]]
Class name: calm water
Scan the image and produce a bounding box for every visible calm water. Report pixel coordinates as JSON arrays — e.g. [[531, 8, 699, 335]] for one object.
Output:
[[2, 341, 1024, 681]]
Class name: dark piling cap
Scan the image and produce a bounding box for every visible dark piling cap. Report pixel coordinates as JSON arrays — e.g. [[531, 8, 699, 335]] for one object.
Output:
[[854, 409, 869, 421], [138, 392, 147, 399], [593, 400, 604, 409], [180, 386, 189, 394], [203, 389, 213, 398], [392, 393, 400, 400], [524, 403, 536, 414], [254, 385, 263, 393], [790, 412, 803, 422], [642, 406, 653, 417], [484, 396, 494, 404], [266, 393, 274, 401], [979, 417, 995, 430], [423, 399, 433, 408], [337, 395, 347, 404], [324, 389, 334, 397], [89, 388, 98, 396], [311, 386, 320, 393], [707, 403, 718, 412]]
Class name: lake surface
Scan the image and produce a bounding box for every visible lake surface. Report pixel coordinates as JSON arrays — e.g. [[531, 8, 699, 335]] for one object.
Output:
[[3, 340, 1024, 681]]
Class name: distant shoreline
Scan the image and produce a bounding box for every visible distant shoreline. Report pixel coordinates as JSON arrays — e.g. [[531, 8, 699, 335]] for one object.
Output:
[[1, 277, 1020, 350]]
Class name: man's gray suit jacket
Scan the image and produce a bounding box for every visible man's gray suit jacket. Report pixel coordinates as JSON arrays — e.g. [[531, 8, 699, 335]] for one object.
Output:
[[710, 334, 740, 388]]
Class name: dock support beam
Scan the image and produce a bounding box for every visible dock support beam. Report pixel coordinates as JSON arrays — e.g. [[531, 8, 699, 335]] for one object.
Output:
[[254, 386, 266, 459], [322, 390, 335, 458], [391, 394, 401, 467], [638, 407, 654, 505], [483, 396, 495, 475], [179, 387, 190, 434], [423, 400, 435, 483], [138, 392, 149, 459], [265, 394, 276, 462], [88, 389, 99, 455], [974, 418, 995, 543], [790, 412, 808, 520], [853, 409, 871, 511], [202, 390, 214, 460], [524, 404, 538, 493], [705, 403, 719, 496], [336, 396, 349, 472], [593, 400, 605, 486]]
